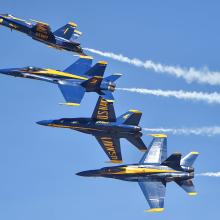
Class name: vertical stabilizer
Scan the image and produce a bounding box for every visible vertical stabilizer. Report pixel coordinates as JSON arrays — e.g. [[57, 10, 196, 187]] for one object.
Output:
[[117, 110, 142, 126]]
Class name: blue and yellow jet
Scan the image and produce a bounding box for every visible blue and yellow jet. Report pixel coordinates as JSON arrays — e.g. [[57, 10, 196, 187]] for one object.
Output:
[[77, 134, 199, 212], [0, 14, 85, 55], [37, 97, 147, 163], [0, 56, 122, 106]]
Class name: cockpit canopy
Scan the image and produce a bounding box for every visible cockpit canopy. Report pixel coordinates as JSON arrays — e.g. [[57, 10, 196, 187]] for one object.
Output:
[[101, 167, 124, 173], [24, 66, 43, 72]]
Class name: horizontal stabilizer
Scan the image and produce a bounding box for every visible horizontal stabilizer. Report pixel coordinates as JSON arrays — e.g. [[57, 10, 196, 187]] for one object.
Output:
[[161, 153, 182, 168], [175, 180, 197, 196], [104, 73, 122, 82], [117, 110, 142, 126], [126, 136, 147, 152], [84, 61, 107, 77], [64, 56, 93, 76], [181, 152, 199, 167]]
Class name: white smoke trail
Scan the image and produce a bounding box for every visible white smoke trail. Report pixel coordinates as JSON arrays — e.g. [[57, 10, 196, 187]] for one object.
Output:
[[143, 127, 220, 136], [117, 88, 220, 105], [84, 48, 220, 85], [196, 172, 220, 177]]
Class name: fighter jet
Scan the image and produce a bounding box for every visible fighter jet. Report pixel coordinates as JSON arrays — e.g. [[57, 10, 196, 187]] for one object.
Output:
[[37, 97, 147, 163], [77, 134, 199, 212], [0, 56, 121, 106], [0, 14, 85, 55]]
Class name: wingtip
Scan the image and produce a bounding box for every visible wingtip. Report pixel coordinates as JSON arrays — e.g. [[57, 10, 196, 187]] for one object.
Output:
[[191, 151, 199, 155], [79, 55, 93, 60], [129, 109, 142, 114], [112, 73, 123, 76], [59, 102, 80, 107], [188, 192, 198, 196], [147, 134, 167, 138], [98, 61, 108, 65], [145, 208, 164, 213], [105, 99, 115, 103], [105, 160, 123, 164]]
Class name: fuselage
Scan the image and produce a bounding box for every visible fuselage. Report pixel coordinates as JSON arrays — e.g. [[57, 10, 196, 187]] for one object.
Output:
[[37, 117, 142, 138], [77, 163, 194, 182], [0, 67, 116, 93], [0, 14, 84, 54]]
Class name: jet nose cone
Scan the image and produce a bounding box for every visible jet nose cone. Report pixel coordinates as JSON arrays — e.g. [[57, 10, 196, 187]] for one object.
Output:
[[0, 68, 22, 76], [76, 171, 86, 176], [0, 69, 11, 75], [76, 171, 92, 177], [36, 120, 53, 126], [76, 170, 101, 177]]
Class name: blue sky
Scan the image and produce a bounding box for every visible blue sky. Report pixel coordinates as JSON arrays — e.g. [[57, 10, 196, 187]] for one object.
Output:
[[0, 0, 220, 219]]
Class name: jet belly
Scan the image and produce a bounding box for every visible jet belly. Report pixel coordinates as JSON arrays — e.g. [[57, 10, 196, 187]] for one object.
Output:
[[24, 73, 56, 83], [71, 122, 123, 137], [92, 122, 129, 137], [105, 165, 185, 182], [116, 124, 141, 133], [69, 122, 106, 135], [80, 122, 142, 138]]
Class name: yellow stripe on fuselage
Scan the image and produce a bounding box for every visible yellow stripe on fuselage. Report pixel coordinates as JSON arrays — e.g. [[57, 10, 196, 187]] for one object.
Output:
[[48, 124, 101, 131], [31, 69, 88, 80], [48, 124, 72, 128], [109, 167, 179, 175]]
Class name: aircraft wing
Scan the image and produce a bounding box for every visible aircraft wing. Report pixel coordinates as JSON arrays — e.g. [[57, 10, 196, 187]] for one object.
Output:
[[64, 56, 93, 76], [92, 97, 116, 122], [58, 83, 85, 106], [138, 179, 166, 212], [95, 136, 122, 163], [139, 134, 167, 164]]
